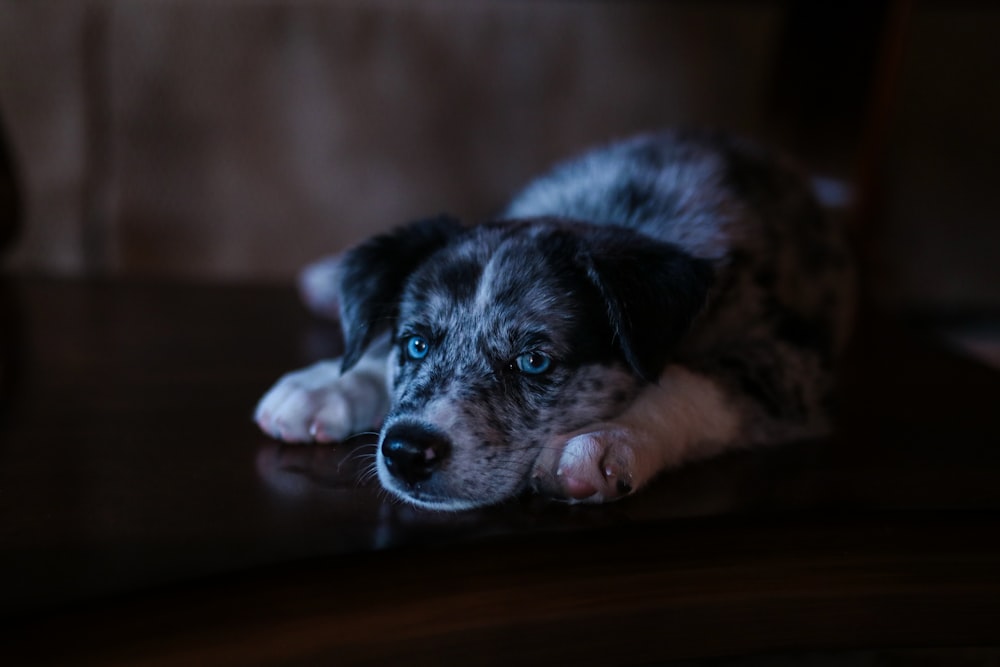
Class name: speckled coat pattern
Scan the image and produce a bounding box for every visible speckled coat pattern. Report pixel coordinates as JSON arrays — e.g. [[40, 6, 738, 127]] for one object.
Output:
[[255, 131, 854, 511]]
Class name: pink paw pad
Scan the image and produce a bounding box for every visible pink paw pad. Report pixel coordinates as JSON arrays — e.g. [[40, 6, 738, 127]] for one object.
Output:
[[556, 432, 635, 502]]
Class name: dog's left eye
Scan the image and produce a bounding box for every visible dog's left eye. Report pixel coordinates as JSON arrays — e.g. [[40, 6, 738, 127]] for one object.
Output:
[[404, 335, 430, 360], [515, 351, 552, 375]]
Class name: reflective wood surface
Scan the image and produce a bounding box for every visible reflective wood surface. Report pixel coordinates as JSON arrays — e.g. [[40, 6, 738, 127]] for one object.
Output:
[[2, 277, 999, 664]]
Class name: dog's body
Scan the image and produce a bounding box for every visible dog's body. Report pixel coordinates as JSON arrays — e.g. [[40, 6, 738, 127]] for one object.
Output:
[[255, 131, 853, 510]]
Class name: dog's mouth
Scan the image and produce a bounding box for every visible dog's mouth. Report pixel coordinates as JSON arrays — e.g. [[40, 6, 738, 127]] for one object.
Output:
[[375, 444, 539, 512], [385, 485, 485, 512], [375, 463, 500, 511]]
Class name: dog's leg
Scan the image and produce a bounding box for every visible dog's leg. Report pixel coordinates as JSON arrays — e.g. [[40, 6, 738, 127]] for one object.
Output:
[[545, 335, 837, 503], [545, 365, 743, 502], [254, 334, 391, 443]]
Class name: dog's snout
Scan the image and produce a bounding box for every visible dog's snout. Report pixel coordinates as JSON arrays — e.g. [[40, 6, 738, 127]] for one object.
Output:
[[381, 423, 451, 485]]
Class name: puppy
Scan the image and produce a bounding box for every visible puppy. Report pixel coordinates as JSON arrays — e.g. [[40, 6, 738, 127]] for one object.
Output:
[[255, 131, 853, 511]]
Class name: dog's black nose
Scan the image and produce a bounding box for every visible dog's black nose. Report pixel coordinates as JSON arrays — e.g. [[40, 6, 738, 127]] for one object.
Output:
[[381, 423, 451, 485]]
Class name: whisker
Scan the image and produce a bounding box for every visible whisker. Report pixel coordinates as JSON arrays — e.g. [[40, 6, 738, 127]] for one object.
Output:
[[346, 444, 378, 463], [357, 463, 381, 486]]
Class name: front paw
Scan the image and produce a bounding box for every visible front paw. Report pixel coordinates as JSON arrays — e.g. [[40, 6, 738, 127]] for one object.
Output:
[[256, 357, 390, 444], [254, 361, 351, 443], [535, 429, 639, 503]]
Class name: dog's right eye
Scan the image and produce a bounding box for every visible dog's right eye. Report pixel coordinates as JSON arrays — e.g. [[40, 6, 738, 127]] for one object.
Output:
[[404, 335, 430, 361]]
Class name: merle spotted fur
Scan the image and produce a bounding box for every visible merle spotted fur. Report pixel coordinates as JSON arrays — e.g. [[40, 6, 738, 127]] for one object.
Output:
[[255, 130, 854, 510]]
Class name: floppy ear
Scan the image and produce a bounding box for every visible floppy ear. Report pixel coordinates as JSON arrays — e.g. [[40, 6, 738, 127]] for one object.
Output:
[[338, 215, 465, 371], [578, 229, 713, 382]]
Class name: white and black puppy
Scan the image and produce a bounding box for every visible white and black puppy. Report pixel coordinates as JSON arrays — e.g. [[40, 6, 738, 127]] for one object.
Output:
[[255, 131, 854, 511]]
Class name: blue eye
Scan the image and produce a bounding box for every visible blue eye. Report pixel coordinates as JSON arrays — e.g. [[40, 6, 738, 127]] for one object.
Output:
[[405, 335, 429, 360], [516, 351, 552, 375]]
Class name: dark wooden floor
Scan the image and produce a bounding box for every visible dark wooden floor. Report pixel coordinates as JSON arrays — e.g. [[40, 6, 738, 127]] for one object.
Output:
[[2, 276, 999, 665]]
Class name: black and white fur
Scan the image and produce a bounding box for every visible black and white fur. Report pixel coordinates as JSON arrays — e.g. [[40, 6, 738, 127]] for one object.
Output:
[[255, 131, 853, 511]]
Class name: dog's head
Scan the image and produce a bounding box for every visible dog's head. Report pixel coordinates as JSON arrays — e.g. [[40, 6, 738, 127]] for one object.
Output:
[[338, 216, 712, 510]]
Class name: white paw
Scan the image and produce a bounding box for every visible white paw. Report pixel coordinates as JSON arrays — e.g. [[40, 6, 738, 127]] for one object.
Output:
[[254, 358, 388, 443], [554, 430, 638, 503], [531, 427, 646, 503]]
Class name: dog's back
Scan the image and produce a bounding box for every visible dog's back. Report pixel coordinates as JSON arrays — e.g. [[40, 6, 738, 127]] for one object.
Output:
[[503, 130, 855, 443]]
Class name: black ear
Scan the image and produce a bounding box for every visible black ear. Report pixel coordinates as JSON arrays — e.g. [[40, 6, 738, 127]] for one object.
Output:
[[338, 215, 465, 371], [578, 229, 713, 382]]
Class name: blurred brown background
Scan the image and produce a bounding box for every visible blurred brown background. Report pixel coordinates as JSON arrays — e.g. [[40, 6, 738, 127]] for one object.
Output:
[[1, 1, 998, 313]]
